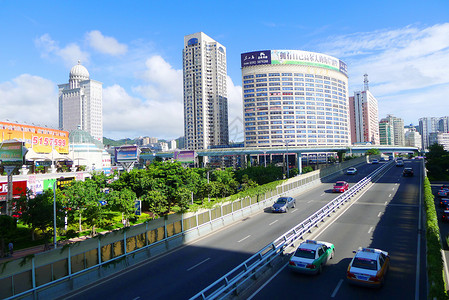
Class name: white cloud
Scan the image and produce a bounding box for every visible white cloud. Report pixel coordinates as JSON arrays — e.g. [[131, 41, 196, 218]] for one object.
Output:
[[35, 34, 89, 67], [227, 76, 243, 142], [103, 84, 183, 140], [0, 74, 58, 127], [102, 55, 244, 141], [134, 55, 183, 101], [321, 23, 449, 124], [86, 30, 128, 56]]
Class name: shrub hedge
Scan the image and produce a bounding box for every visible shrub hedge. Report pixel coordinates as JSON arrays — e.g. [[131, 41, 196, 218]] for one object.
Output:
[[424, 177, 448, 299]]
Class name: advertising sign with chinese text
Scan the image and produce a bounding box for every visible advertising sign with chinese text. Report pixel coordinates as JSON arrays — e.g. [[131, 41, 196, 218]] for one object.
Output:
[[0, 121, 69, 154]]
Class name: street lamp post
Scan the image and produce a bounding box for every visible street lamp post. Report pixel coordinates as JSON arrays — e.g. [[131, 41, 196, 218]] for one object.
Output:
[[286, 142, 290, 179], [53, 180, 57, 249], [263, 151, 267, 168]]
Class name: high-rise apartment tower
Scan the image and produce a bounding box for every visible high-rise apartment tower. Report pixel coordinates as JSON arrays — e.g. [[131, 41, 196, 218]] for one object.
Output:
[[349, 75, 379, 145], [183, 32, 229, 150]]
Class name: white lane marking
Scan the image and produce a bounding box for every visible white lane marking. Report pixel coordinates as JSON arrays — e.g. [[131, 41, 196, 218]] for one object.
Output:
[[368, 226, 374, 234], [378, 211, 382, 217], [291, 208, 298, 213], [307, 200, 314, 203], [392, 187, 395, 190], [384, 201, 388, 205], [269, 220, 278, 226], [331, 279, 343, 298], [247, 263, 288, 300], [187, 258, 210, 271], [132, 297, 140, 300], [389, 194, 392, 197], [320, 193, 325, 197], [238, 235, 251, 243]]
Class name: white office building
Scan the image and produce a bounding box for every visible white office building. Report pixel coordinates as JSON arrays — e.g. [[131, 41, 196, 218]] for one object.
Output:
[[419, 116, 449, 150], [241, 49, 349, 147], [349, 75, 379, 145], [404, 125, 422, 149], [58, 61, 103, 142], [183, 32, 229, 150]]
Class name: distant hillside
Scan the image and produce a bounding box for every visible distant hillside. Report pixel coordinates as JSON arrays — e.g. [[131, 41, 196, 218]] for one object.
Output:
[[103, 137, 137, 147]]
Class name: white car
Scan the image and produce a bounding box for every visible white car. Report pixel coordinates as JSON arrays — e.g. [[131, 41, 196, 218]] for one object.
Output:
[[346, 167, 357, 175], [347, 248, 390, 287]]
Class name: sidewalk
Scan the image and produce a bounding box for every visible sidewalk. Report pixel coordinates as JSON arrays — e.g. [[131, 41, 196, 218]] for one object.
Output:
[[0, 235, 92, 264]]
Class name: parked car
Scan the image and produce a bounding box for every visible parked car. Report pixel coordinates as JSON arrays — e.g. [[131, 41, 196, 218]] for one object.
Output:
[[347, 247, 390, 287], [346, 167, 357, 175], [333, 181, 349, 193], [288, 240, 335, 274], [402, 168, 414, 177], [271, 197, 296, 213]]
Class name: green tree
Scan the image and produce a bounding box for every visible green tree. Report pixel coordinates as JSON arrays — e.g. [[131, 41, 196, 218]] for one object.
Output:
[[0, 215, 16, 257], [108, 188, 137, 227], [81, 180, 105, 236], [142, 190, 169, 219], [426, 143, 449, 180], [366, 148, 380, 155], [64, 180, 89, 232], [21, 189, 61, 245]]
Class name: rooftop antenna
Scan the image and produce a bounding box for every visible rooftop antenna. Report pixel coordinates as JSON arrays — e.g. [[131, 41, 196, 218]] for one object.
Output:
[[364, 74, 369, 91]]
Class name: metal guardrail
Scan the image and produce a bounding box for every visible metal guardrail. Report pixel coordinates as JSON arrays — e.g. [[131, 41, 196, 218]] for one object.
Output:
[[190, 161, 393, 300]]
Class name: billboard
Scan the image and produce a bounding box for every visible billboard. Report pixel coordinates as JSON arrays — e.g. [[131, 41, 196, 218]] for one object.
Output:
[[0, 180, 27, 201], [56, 177, 75, 190], [0, 141, 25, 165], [241, 50, 348, 77], [174, 150, 195, 163], [115, 145, 140, 163], [0, 121, 69, 154], [241, 50, 271, 67]]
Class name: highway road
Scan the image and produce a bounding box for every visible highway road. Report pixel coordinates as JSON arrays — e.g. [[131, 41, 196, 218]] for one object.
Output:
[[249, 159, 426, 300], [61, 161, 415, 300]]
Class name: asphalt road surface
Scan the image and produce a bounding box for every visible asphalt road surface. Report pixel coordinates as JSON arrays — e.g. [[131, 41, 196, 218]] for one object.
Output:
[[61, 161, 424, 300], [248, 159, 426, 300]]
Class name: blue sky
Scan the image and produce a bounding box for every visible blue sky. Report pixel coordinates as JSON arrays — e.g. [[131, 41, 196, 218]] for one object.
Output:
[[1, 0, 449, 141]]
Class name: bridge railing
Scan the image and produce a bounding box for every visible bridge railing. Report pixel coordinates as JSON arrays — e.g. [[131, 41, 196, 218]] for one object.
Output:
[[189, 160, 393, 300]]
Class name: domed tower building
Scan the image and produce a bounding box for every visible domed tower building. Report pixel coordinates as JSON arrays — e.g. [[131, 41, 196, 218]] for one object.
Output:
[[58, 61, 103, 142]]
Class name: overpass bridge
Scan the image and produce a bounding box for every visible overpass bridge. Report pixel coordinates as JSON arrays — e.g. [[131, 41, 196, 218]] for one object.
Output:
[[141, 145, 419, 170]]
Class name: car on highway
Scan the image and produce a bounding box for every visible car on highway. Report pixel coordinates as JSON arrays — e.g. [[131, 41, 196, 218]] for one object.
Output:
[[438, 189, 449, 198], [346, 167, 357, 175], [271, 197, 296, 213], [333, 181, 349, 193], [380, 157, 387, 161], [371, 159, 379, 164], [347, 247, 390, 287], [288, 240, 335, 274], [439, 198, 449, 208], [396, 160, 404, 167], [441, 184, 449, 190], [402, 168, 414, 177], [442, 210, 449, 222]]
